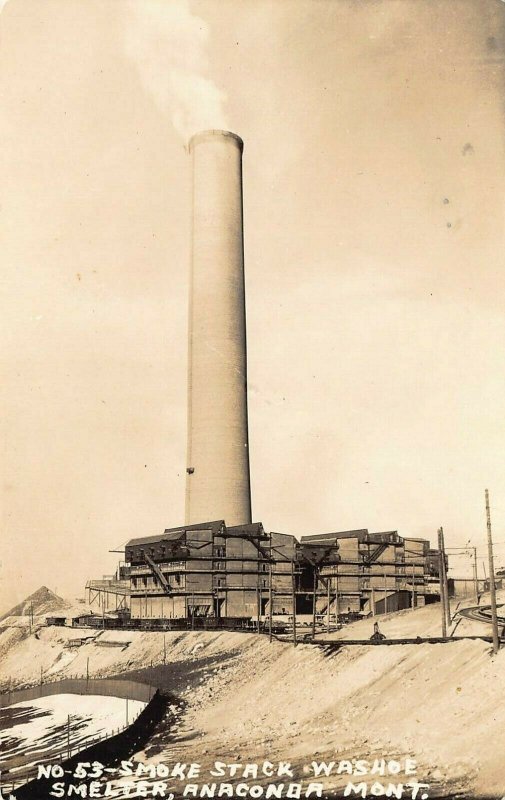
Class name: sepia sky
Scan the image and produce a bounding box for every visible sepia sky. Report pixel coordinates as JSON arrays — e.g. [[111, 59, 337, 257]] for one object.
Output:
[[1, 0, 505, 611]]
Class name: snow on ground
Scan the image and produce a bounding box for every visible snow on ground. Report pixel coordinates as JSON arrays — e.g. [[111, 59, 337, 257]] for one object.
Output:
[[0, 693, 145, 785], [279, 590, 501, 644], [169, 636, 505, 798], [320, 590, 505, 641], [1, 595, 504, 797], [94, 624, 505, 799], [0, 620, 259, 691], [0, 586, 69, 623]]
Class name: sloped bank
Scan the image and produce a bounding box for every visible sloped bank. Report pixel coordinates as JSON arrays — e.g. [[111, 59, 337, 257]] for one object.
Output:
[[2, 609, 505, 798], [174, 637, 505, 799]]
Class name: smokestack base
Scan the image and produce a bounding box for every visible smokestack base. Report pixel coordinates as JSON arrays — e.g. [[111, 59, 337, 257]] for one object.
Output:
[[189, 129, 244, 153]]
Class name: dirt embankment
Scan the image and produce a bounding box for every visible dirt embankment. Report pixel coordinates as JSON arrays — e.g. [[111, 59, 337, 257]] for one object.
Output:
[[1, 600, 504, 798]]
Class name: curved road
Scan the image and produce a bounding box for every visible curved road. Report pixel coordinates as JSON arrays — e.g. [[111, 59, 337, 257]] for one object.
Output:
[[458, 603, 505, 628]]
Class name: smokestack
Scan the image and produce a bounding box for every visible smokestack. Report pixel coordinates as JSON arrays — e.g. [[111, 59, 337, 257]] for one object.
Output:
[[185, 130, 252, 526]]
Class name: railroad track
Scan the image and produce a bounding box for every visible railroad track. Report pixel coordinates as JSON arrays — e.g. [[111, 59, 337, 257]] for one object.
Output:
[[272, 633, 496, 648], [457, 603, 505, 627], [305, 635, 494, 649]]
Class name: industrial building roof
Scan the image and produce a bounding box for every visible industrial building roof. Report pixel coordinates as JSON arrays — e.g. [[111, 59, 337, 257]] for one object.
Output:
[[301, 529, 401, 544], [125, 520, 226, 548], [125, 532, 185, 547], [301, 529, 368, 543], [164, 520, 225, 535], [226, 522, 265, 536]]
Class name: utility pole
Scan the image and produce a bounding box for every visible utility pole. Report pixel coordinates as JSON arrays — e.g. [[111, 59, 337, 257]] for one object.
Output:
[[326, 576, 331, 633], [383, 569, 388, 615], [472, 547, 479, 605], [440, 528, 452, 629], [485, 489, 500, 654], [256, 542, 262, 635], [256, 572, 261, 634], [335, 566, 340, 624], [312, 566, 318, 639], [371, 586, 376, 617], [268, 535, 273, 643], [411, 562, 416, 609], [439, 527, 451, 629], [438, 528, 447, 638], [291, 557, 297, 647]]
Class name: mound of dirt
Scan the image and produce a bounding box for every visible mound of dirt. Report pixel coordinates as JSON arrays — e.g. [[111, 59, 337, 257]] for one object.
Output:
[[0, 586, 68, 621]]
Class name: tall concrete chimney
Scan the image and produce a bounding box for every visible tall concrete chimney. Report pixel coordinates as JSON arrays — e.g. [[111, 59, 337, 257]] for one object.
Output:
[[185, 130, 252, 526]]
